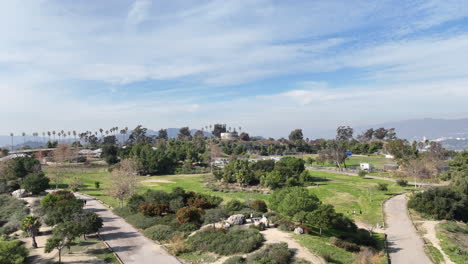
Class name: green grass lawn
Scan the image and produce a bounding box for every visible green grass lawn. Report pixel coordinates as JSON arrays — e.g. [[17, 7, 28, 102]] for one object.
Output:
[[307, 170, 414, 225], [436, 221, 468, 264]]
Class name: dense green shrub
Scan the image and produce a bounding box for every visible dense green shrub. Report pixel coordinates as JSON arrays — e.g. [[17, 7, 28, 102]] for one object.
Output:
[[0, 238, 28, 264], [125, 213, 159, 229], [113, 206, 133, 218], [144, 225, 176, 241], [224, 199, 245, 212], [0, 195, 29, 235], [358, 170, 367, 177], [22, 172, 50, 195], [189, 227, 263, 255], [249, 200, 267, 213], [396, 179, 408, 186], [246, 242, 293, 264], [203, 208, 228, 225], [376, 183, 388, 191], [270, 187, 320, 219], [408, 187, 468, 222]]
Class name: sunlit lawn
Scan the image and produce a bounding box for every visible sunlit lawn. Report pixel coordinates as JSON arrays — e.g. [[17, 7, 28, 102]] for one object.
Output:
[[307, 170, 414, 225]]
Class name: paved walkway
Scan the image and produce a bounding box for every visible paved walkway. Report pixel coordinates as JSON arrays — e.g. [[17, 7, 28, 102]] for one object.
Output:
[[75, 193, 181, 264], [384, 194, 431, 264]]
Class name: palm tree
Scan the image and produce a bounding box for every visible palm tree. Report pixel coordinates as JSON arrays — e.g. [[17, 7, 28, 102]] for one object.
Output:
[[42, 132, 46, 145], [99, 128, 103, 137], [10, 133, 14, 151], [22, 132, 26, 145], [73, 131, 77, 143], [21, 215, 41, 248], [52, 131, 56, 141], [47, 131, 51, 142]]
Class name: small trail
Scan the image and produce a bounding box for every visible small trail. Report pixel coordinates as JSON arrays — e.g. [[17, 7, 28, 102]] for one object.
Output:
[[384, 194, 431, 264], [420, 221, 454, 264]]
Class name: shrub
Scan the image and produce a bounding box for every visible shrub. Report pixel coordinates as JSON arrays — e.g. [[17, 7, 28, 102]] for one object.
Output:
[[113, 206, 133, 218], [376, 183, 388, 191], [168, 232, 190, 255], [246, 242, 293, 264], [94, 181, 100, 189], [331, 237, 361, 252], [249, 223, 266, 231], [358, 170, 367, 177], [144, 225, 176, 241], [224, 199, 245, 212], [127, 194, 146, 212], [189, 228, 263, 255], [224, 256, 245, 264], [23, 172, 50, 195], [203, 208, 228, 225], [176, 207, 204, 224], [177, 222, 200, 234], [396, 179, 408, 186], [408, 187, 468, 221], [138, 203, 170, 217], [0, 195, 29, 234], [125, 213, 158, 229], [0, 238, 28, 264]]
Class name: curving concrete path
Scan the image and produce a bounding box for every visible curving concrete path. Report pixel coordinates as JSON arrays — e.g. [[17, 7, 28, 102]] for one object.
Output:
[[75, 193, 181, 264], [384, 194, 431, 264]]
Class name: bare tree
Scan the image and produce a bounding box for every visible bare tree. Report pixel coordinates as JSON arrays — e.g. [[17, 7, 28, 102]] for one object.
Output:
[[108, 159, 139, 207]]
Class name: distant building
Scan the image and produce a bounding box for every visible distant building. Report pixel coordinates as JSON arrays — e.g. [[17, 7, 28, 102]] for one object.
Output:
[[0, 153, 28, 162], [384, 154, 394, 159], [221, 132, 239, 140]]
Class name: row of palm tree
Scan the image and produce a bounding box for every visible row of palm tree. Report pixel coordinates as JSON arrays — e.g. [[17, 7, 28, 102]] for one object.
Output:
[[9, 127, 130, 150]]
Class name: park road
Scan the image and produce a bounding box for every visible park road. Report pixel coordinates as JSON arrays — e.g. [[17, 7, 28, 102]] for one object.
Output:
[[75, 193, 181, 264], [384, 194, 431, 264]]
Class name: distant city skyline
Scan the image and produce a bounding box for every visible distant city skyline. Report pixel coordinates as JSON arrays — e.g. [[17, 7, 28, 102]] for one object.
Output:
[[1, 0, 467, 137]]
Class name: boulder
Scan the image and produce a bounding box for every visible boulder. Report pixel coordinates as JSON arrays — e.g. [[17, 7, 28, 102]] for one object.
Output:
[[294, 227, 304, 234], [12, 189, 28, 198], [227, 214, 245, 225]]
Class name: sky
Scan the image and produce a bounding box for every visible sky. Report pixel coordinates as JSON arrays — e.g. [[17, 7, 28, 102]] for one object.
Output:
[[1, 0, 468, 138]]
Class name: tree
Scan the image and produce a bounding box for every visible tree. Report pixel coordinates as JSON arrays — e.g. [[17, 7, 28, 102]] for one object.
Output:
[[178, 127, 192, 139], [21, 215, 41, 248], [374, 128, 387, 140], [108, 164, 139, 207], [41, 190, 84, 225], [318, 140, 348, 168], [53, 144, 75, 163], [359, 128, 374, 142], [212, 124, 227, 138], [78, 212, 103, 239], [102, 135, 117, 145], [385, 139, 417, 165], [127, 125, 149, 144], [336, 126, 353, 141], [23, 172, 50, 195], [194, 130, 204, 139], [288, 129, 303, 141], [3, 156, 41, 180], [102, 145, 119, 165], [157, 129, 168, 140], [45, 221, 81, 264], [48, 166, 67, 190], [306, 204, 335, 235], [270, 187, 320, 219]]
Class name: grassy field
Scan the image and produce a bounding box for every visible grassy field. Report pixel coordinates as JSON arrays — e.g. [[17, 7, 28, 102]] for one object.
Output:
[[45, 164, 412, 226], [306, 170, 414, 225], [69, 237, 120, 263], [436, 221, 468, 264]]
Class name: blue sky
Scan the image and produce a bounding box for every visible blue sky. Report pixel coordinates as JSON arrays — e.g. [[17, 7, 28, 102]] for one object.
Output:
[[1, 0, 467, 138]]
